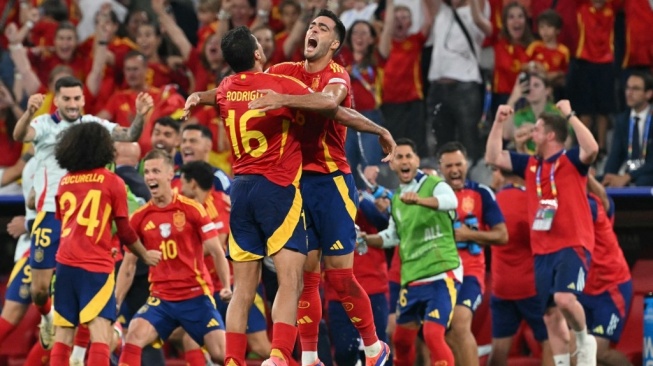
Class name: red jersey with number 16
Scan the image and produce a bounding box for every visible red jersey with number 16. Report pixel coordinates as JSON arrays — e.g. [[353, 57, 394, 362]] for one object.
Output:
[[268, 61, 353, 174], [55, 167, 129, 274], [216, 71, 311, 187], [130, 194, 219, 301]]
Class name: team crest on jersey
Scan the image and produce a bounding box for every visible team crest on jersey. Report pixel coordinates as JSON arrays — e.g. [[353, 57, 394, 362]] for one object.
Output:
[[311, 75, 321, 90], [34, 248, 44, 263], [461, 196, 475, 214], [173, 211, 186, 231], [159, 223, 171, 238]]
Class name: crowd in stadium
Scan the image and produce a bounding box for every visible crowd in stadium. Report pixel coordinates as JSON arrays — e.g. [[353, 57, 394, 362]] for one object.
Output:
[[0, 0, 651, 365]]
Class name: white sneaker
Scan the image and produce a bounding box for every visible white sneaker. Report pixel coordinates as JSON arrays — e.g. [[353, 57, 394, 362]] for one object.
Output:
[[38, 314, 54, 350], [575, 334, 598, 366]]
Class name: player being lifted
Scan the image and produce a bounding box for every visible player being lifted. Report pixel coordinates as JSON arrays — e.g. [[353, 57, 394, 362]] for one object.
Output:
[[183, 25, 395, 366], [49, 123, 160, 366], [249, 9, 393, 366]]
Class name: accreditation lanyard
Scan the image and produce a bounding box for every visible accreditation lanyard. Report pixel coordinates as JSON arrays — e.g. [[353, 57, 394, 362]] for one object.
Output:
[[628, 113, 651, 161], [535, 157, 561, 200]]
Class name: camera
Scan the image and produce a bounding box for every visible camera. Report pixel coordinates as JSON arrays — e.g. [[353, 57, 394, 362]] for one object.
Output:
[[518, 72, 530, 95]]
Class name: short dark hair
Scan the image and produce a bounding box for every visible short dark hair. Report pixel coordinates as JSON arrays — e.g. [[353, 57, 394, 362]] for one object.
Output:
[[179, 161, 214, 191], [279, 0, 301, 14], [43, 0, 69, 22], [629, 71, 653, 92], [316, 9, 346, 53], [56, 21, 77, 36], [54, 76, 84, 93], [536, 9, 563, 30], [124, 50, 147, 64], [437, 141, 467, 159], [222, 26, 257, 73], [55, 123, 115, 172], [396, 138, 418, 154], [143, 149, 174, 167], [154, 117, 181, 133], [182, 124, 213, 141], [540, 112, 568, 144]]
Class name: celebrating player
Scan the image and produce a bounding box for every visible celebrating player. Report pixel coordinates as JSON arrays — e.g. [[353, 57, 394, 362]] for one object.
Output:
[[116, 150, 228, 366], [12, 76, 153, 349], [49, 123, 160, 366], [248, 9, 393, 366]]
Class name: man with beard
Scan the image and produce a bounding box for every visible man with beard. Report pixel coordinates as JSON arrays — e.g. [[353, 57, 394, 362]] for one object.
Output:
[[149, 117, 182, 169], [248, 9, 394, 366], [438, 141, 508, 366], [12, 76, 153, 351]]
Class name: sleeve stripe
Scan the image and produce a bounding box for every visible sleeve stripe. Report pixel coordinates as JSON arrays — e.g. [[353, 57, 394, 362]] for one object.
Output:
[[328, 78, 348, 85]]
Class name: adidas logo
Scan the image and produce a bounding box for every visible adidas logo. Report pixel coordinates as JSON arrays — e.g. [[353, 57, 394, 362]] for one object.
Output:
[[350, 317, 362, 323], [206, 318, 220, 328], [463, 300, 472, 307], [567, 282, 575, 290], [226, 360, 239, 366], [593, 325, 604, 334], [428, 309, 440, 319], [330, 241, 344, 250], [298, 316, 313, 324], [144, 221, 155, 231]]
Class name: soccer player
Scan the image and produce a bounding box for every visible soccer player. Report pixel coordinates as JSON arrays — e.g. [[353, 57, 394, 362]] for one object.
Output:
[[579, 179, 633, 366], [488, 167, 552, 366], [12, 76, 153, 350], [173, 124, 231, 193], [115, 149, 227, 366], [360, 138, 461, 366], [183, 25, 394, 366], [485, 100, 600, 366], [49, 122, 160, 366], [438, 142, 508, 366], [180, 161, 273, 359], [248, 9, 394, 366]]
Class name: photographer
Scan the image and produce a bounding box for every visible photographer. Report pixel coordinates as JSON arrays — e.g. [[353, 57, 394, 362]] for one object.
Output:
[[503, 72, 571, 155]]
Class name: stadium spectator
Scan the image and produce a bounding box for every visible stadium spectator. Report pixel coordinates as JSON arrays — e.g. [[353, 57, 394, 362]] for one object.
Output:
[[603, 71, 653, 187], [526, 9, 569, 96], [438, 141, 508, 366], [487, 2, 533, 109], [0, 81, 27, 195], [379, 0, 434, 157], [426, 0, 491, 162], [486, 100, 600, 366], [339, 0, 378, 30], [268, 0, 304, 64], [503, 72, 566, 155], [568, 0, 616, 157], [252, 25, 278, 69]]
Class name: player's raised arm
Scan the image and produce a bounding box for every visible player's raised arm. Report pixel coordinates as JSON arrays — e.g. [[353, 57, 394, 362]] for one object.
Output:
[[485, 105, 515, 171], [13, 93, 43, 142], [183, 89, 219, 119], [247, 89, 339, 114], [334, 107, 396, 162]]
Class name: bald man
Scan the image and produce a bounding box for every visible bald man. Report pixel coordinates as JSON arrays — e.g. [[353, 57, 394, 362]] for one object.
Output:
[[114, 142, 151, 201]]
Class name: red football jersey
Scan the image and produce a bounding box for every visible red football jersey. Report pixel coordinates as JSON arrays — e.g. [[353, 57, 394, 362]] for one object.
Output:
[[575, 2, 615, 63], [29, 50, 89, 89], [622, 0, 653, 68], [584, 193, 631, 295], [526, 40, 570, 73], [514, 149, 595, 255], [268, 61, 353, 174], [493, 38, 529, 94], [381, 33, 427, 104], [492, 185, 536, 300], [336, 47, 384, 111], [0, 117, 22, 167], [55, 168, 129, 273], [216, 71, 309, 187], [130, 194, 218, 301], [388, 246, 401, 284]]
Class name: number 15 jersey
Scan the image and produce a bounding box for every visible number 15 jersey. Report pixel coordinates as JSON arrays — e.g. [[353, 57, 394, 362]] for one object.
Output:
[[215, 71, 311, 187], [130, 194, 219, 301]]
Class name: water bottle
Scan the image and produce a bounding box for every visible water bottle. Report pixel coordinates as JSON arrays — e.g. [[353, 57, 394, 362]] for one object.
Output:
[[355, 225, 368, 255], [645, 292, 653, 366], [464, 215, 483, 256], [453, 221, 468, 250]]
